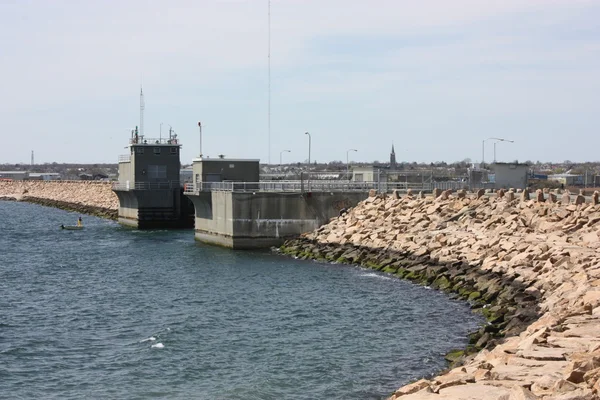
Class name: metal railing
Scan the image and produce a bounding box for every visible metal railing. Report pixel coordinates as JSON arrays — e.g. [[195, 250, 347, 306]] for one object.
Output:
[[183, 180, 380, 194], [129, 137, 181, 145], [182, 179, 472, 194], [112, 180, 181, 191]]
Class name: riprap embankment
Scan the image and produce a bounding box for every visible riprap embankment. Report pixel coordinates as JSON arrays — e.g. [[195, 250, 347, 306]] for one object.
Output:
[[0, 181, 118, 219], [281, 188, 600, 399]]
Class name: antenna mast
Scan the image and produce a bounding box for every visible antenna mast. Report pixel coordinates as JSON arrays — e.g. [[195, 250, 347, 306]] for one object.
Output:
[[140, 87, 145, 138], [268, 0, 271, 165], [31, 150, 34, 166]]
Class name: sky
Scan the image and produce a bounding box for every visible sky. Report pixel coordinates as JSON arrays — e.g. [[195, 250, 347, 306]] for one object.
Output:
[[0, 0, 599, 165]]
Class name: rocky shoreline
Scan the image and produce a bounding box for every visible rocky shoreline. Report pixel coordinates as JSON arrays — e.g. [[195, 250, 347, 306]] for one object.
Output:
[[0, 181, 118, 219], [280, 189, 600, 399]]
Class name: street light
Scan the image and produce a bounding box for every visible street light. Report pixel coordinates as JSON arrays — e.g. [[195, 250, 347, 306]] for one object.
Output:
[[482, 137, 514, 167], [346, 149, 357, 178], [305, 132, 311, 167], [493, 139, 514, 163], [198, 121, 203, 157], [280, 149, 291, 166]]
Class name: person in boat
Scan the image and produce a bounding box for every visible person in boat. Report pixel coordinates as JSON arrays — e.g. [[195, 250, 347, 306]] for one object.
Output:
[[77, 217, 83, 227], [60, 224, 64, 229]]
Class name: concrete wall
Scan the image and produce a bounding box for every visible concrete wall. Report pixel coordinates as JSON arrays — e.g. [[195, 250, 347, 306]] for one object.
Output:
[[118, 161, 134, 185], [493, 164, 529, 189], [188, 191, 369, 249], [114, 188, 193, 229]]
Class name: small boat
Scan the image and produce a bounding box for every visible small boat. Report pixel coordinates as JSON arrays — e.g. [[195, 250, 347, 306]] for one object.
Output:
[[60, 225, 84, 230]]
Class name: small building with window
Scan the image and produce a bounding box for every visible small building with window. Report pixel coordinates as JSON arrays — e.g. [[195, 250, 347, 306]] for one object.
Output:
[[351, 166, 387, 183], [191, 157, 260, 184], [112, 126, 193, 228], [490, 162, 529, 189]]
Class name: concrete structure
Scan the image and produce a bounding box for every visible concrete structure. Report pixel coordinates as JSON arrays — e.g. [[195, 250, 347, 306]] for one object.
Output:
[[490, 162, 529, 189], [112, 127, 194, 229], [186, 186, 368, 249], [185, 158, 369, 248]]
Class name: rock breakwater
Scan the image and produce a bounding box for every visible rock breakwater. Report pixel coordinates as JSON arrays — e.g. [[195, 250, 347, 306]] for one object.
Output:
[[0, 181, 118, 219], [281, 189, 600, 399]]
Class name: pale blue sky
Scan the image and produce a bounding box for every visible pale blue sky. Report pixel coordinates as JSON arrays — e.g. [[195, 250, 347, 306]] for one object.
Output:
[[1, 0, 599, 165]]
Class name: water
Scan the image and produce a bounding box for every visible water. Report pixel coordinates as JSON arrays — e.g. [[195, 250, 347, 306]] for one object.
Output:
[[0, 202, 483, 399]]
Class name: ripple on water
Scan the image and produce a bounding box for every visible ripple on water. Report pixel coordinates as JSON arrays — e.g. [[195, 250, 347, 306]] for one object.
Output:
[[0, 201, 484, 400]]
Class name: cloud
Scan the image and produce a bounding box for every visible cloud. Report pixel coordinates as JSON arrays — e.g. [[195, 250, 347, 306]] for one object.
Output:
[[0, 0, 599, 164]]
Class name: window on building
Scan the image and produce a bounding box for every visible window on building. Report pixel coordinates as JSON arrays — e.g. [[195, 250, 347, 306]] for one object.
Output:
[[148, 165, 167, 179], [136, 147, 144, 154], [154, 147, 161, 155], [170, 147, 177, 154], [355, 173, 363, 182]]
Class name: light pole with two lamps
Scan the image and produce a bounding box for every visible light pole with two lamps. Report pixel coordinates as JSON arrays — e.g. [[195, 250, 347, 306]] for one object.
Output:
[[482, 137, 514, 168]]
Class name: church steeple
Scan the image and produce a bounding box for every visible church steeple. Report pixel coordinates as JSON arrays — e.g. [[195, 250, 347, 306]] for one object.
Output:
[[390, 143, 397, 168]]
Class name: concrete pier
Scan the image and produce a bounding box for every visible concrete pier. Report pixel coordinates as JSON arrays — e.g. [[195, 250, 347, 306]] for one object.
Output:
[[186, 185, 368, 249]]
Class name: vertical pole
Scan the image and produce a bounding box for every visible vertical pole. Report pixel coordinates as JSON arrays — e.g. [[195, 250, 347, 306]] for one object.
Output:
[[494, 142, 497, 163], [198, 122, 202, 157], [308, 135, 311, 166], [267, 0, 271, 165], [482, 140, 485, 169], [346, 151, 349, 178]]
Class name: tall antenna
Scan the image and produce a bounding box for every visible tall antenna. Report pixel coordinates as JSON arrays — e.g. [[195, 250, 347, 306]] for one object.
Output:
[[268, 0, 271, 165], [140, 87, 145, 138], [31, 150, 34, 166]]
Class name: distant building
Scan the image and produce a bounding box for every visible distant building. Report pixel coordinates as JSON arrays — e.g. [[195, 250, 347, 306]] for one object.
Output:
[[390, 144, 397, 169], [548, 174, 583, 186], [180, 167, 193, 183], [351, 166, 387, 183], [0, 171, 29, 180], [491, 162, 529, 189], [29, 172, 61, 181]]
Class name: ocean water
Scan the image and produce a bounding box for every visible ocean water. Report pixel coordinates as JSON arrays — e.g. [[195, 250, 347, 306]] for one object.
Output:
[[0, 201, 483, 400]]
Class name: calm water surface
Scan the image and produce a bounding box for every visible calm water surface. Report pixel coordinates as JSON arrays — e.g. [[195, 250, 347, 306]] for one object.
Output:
[[0, 202, 482, 399]]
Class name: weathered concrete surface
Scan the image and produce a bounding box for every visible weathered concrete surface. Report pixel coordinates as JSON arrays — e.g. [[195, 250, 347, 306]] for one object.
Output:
[[281, 190, 600, 399], [188, 190, 369, 249], [0, 181, 118, 218]]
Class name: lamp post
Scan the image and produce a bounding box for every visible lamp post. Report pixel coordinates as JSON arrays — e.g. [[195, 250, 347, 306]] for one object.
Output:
[[482, 137, 514, 167], [198, 121, 203, 157], [305, 132, 311, 167], [346, 149, 357, 179], [304, 132, 311, 190], [280, 149, 291, 166], [493, 139, 514, 163]]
